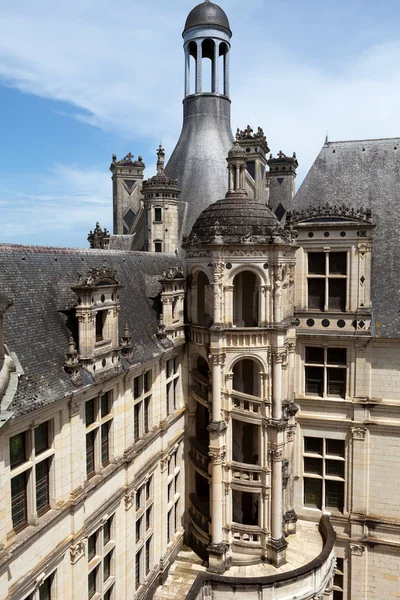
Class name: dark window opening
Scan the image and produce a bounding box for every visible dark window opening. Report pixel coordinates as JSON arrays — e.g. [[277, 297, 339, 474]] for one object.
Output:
[[10, 433, 26, 470], [154, 208, 162, 222], [308, 279, 324, 311], [36, 459, 50, 515], [232, 490, 259, 526], [154, 242, 162, 253], [95, 311, 106, 342], [35, 422, 49, 455], [11, 472, 27, 530], [233, 271, 259, 327]]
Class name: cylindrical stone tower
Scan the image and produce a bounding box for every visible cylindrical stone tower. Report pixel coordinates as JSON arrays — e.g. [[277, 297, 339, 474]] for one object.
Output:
[[165, 1, 234, 238]]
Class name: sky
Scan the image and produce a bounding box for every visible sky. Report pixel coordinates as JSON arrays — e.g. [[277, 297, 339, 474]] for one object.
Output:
[[0, 0, 399, 248]]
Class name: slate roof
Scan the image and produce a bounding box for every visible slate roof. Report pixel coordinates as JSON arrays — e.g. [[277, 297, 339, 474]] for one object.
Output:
[[0, 245, 180, 415], [294, 138, 400, 338], [184, 1, 231, 33]]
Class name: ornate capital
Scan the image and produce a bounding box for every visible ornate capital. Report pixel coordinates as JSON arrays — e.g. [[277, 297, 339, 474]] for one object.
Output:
[[272, 263, 285, 282], [209, 353, 226, 367], [352, 427, 367, 440], [272, 351, 286, 365], [212, 262, 225, 284], [350, 543, 365, 556], [209, 448, 226, 465], [270, 449, 284, 462], [160, 456, 170, 472], [70, 539, 86, 564], [287, 428, 296, 443]]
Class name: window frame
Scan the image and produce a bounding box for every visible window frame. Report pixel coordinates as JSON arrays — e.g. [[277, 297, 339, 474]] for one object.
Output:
[[133, 370, 153, 441], [85, 392, 113, 479], [165, 357, 180, 416], [135, 476, 154, 590], [9, 421, 54, 533], [304, 346, 348, 399], [303, 436, 346, 514], [87, 514, 116, 600], [166, 448, 181, 543], [306, 250, 349, 312]]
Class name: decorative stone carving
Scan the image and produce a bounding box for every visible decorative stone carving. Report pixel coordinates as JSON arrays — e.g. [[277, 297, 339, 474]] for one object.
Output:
[[352, 427, 367, 440], [207, 421, 227, 434], [272, 263, 285, 282], [160, 265, 184, 280], [68, 400, 80, 418], [287, 428, 296, 443], [270, 449, 284, 462], [70, 539, 86, 564], [207, 541, 230, 556], [209, 449, 226, 465], [75, 267, 119, 288], [289, 203, 372, 224], [160, 456, 170, 472], [284, 509, 298, 524], [209, 353, 226, 367], [120, 325, 133, 357], [124, 492, 135, 510], [350, 543, 365, 556], [272, 351, 286, 364], [87, 222, 110, 249]]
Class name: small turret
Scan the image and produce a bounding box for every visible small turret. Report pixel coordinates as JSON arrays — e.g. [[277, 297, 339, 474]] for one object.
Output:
[[110, 153, 146, 235], [267, 151, 298, 221], [142, 146, 181, 254]]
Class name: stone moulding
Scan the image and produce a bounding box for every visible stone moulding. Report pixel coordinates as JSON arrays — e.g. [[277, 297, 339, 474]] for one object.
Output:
[[184, 515, 336, 599], [288, 203, 373, 225]]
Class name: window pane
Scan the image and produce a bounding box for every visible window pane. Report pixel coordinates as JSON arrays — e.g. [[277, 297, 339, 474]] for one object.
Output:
[[101, 422, 110, 466], [136, 517, 142, 542], [86, 400, 95, 426], [308, 253, 326, 275], [308, 279, 325, 310], [134, 376, 142, 399], [326, 459, 345, 478], [104, 551, 112, 581], [88, 531, 97, 561], [327, 348, 347, 365], [154, 208, 162, 222], [325, 479, 344, 511], [304, 457, 323, 475], [334, 573, 344, 588], [155, 242, 162, 253], [35, 422, 49, 455], [146, 479, 151, 501], [327, 368, 346, 397], [101, 393, 110, 417], [304, 437, 323, 454], [134, 404, 140, 441], [146, 506, 152, 531], [329, 252, 347, 275], [326, 439, 345, 457], [10, 433, 26, 469], [305, 366, 324, 396], [304, 477, 322, 509], [136, 549, 142, 588], [36, 459, 50, 515], [144, 397, 150, 434], [144, 370, 152, 393], [104, 517, 112, 545], [96, 311, 104, 342], [329, 279, 346, 311], [305, 347, 324, 364], [336, 558, 344, 572], [146, 538, 151, 575], [11, 472, 27, 530], [39, 577, 51, 600], [86, 431, 95, 477], [88, 568, 97, 599], [333, 590, 344, 600]]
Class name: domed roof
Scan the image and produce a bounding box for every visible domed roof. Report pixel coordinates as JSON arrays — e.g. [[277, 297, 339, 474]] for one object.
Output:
[[184, 1, 231, 33], [187, 196, 281, 245]]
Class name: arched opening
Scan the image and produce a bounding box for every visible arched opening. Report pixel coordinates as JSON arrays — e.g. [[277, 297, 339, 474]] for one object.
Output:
[[219, 43, 228, 95], [196, 356, 209, 379], [232, 419, 260, 465], [233, 359, 261, 397], [201, 39, 214, 93], [233, 271, 259, 327], [188, 41, 197, 95], [197, 271, 210, 326], [232, 490, 259, 526]]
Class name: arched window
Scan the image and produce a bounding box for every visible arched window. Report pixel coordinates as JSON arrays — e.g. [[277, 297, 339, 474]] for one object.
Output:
[[233, 271, 259, 327], [201, 39, 214, 93], [233, 359, 261, 397]]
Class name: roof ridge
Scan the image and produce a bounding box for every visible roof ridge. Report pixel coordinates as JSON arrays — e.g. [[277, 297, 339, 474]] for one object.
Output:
[[0, 244, 177, 257], [326, 137, 400, 145]]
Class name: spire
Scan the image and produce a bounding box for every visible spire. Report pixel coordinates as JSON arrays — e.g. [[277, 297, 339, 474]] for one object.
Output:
[[157, 144, 165, 175], [324, 132, 329, 146]]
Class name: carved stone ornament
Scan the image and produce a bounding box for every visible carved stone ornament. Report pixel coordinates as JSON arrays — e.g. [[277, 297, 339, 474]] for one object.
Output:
[[207, 541, 230, 556], [352, 427, 367, 440], [160, 456, 170, 472], [207, 421, 227, 434], [88, 222, 110, 250], [272, 351, 286, 365], [209, 449, 226, 465], [160, 265, 184, 281], [124, 492, 134, 510], [273, 263, 285, 282], [287, 428, 296, 443], [212, 262, 225, 284], [270, 449, 284, 462], [289, 203, 372, 225], [74, 267, 119, 288], [350, 543, 365, 556], [120, 324, 133, 356], [68, 399, 80, 418], [284, 509, 298, 524], [70, 539, 86, 564], [209, 353, 226, 367]]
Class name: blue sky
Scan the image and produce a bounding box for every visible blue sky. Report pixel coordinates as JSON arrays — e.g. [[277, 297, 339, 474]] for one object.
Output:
[[0, 0, 399, 247]]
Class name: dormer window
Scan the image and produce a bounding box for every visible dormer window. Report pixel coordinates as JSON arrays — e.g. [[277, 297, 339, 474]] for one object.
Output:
[[96, 311, 106, 342]]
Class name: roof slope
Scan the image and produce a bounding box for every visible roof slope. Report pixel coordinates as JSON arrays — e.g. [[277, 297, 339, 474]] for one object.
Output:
[[294, 138, 400, 338], [0, 245, 179, 415]]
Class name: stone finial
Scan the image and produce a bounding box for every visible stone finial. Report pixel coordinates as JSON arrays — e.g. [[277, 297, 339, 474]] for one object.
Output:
[[65, 337, 80, 373], [156, 144, 166, 175], [120, 325, 133, 357], [88, 222, 110, 250]]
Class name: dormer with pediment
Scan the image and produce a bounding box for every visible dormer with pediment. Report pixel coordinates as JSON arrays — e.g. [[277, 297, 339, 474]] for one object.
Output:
[[290, 204, 374, 335], [71, 267, 122, 377], [110, 152, 146, 236], [158, 266, 186, 344]]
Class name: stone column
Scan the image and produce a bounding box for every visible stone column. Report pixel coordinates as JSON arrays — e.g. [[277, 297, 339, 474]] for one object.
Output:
[[212, 262, 224, 326], [212, 39, 219, 93], [269, 446, 287, 567], [185, 44, 190, 96], [284, 427, 297, 535], [272, 351, 284, 420], [196, 40, 203, 94], [224, 49, 230, 96], [273, 264, 284, 323]]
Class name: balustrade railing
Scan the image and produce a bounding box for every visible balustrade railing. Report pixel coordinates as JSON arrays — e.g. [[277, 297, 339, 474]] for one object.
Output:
[[231, 523, 261, 544], [189, 438, 209, 474], [231, 391, 262, 415], [231, 461, 262, 484], [189, 493, 210, 536]]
